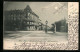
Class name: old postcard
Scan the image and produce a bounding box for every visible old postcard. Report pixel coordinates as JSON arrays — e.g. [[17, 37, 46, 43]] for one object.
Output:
[[3, 2, 79, 50]]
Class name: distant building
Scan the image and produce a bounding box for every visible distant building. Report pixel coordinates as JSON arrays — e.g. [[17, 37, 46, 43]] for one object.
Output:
[[52, 18, 68, 32], [4, 5, 44, 31]]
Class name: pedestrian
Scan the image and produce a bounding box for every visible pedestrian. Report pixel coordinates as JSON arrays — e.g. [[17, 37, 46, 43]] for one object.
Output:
[[52, 24, 55, 33]]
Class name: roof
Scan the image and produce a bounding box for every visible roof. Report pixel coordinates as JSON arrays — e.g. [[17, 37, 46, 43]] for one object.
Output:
[[24, 5, 32, 12], [31, 12, 39, 18]]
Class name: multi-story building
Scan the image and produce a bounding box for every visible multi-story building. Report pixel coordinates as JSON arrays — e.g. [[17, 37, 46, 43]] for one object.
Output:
[[4, 5, 44, 31]]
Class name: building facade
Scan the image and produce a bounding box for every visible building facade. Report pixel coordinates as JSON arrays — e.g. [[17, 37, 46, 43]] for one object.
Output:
[[4, 5, 44, 31], [54, 18, 68, 32]]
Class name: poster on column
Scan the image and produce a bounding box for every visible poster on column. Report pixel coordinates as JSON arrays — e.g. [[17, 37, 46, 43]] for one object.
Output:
[[3, 2, 79, 50]]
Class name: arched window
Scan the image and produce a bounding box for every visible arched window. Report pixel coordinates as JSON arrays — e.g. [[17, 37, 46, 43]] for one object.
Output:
[[30, 22, 32, 25]]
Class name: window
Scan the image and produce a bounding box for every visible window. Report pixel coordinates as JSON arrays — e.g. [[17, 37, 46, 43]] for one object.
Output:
[[32, 22, 33, 24], [30, 22, 32, 25], [27, 22, 29, 24], [28, 13, 30, 16]]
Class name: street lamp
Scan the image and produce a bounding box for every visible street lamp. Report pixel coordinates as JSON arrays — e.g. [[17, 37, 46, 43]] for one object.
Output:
[[45, 20, 48, 24], [45, 20, 48, 33]]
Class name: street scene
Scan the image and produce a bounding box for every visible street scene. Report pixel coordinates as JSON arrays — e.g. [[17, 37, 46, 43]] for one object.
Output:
[[4, 31, 68, 42], [3, 2, 68, 48]]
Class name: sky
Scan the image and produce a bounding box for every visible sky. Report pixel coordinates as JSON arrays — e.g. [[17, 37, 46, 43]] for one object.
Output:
[[4, 2, 68, 27]]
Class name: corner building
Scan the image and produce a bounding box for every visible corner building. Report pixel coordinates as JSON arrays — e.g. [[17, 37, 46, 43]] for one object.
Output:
[[4, 5, 43, 31]]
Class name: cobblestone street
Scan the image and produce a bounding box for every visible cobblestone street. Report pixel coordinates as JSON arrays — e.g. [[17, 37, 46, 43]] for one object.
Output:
[[4, 31, 68, 42]]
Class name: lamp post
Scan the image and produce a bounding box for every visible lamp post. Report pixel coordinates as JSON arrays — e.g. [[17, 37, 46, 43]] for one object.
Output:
[[45, 20, 48, 33]]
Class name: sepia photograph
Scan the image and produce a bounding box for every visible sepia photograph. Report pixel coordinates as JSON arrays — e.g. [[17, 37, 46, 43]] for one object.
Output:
[[3, 2, 78, 50]]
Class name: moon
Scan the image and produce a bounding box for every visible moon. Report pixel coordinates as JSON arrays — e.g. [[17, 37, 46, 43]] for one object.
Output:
[[55, 7, 58, 10]]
